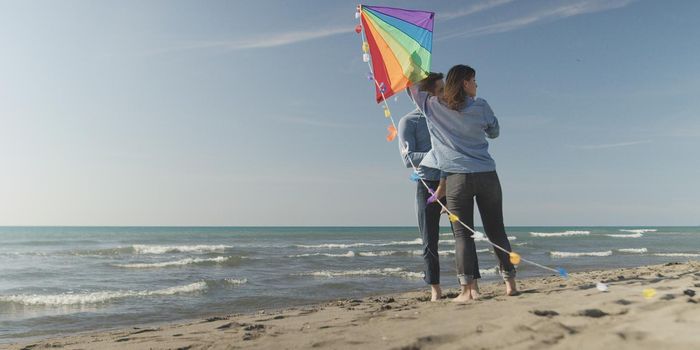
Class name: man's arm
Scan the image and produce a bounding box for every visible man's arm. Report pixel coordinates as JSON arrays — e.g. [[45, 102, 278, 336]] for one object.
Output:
[[398, 117, 427, 168]]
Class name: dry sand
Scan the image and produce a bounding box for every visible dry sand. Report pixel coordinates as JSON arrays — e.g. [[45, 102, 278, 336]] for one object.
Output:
[[4, 261, 699, 350]]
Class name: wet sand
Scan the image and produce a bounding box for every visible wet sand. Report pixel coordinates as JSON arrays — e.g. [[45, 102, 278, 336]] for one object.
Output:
[[5, 261, 699, 350]]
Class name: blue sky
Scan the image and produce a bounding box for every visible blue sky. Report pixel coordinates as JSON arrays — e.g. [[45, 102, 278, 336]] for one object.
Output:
[[1, 0, 698, 226]]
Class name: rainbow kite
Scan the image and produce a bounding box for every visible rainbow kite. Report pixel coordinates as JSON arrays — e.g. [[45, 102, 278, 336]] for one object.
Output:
[[358, 5, 434, 103]]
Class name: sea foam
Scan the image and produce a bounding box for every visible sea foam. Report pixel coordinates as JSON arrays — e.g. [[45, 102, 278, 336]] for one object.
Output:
[[356, 249, 485, 257], [606, 233, 643, 238], [530, 231, 590, 237], [409, 250, 455, 256], [474, 234, 518, 242], [289, 251, 356, 258], [357, 251, 400, 257], [653, 253, 700, 257], [550, 250, 613, 258], [113, 256, 231, 268], [0, 282, 207, 306], [131, 244, 230, 254], [295, 238, 422, 249], [620, 229, 657, 234], [617, 248, 648, 254], [224, 278, 247, 285], [441, 235, 516, 244], [302, 266, 498, 280], [303, 267, 423, 280]]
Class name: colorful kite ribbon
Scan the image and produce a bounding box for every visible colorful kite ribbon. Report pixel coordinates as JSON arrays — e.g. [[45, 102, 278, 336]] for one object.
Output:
[[355, 4, 567, 278]]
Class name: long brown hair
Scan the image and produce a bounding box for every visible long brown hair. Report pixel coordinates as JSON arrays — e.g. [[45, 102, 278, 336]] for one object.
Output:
[[442, 65, 475, 111]]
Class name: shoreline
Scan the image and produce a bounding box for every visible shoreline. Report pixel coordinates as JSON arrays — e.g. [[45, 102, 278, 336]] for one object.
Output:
[[4, 261, 699, 349]]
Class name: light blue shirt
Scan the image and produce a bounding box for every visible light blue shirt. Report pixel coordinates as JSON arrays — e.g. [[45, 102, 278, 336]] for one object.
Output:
[[397, 109, 441, 181], [410, 86, 499, 174]]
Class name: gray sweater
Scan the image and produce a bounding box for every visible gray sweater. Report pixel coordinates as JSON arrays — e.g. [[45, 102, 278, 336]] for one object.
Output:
[[410, 86, 499, 174]]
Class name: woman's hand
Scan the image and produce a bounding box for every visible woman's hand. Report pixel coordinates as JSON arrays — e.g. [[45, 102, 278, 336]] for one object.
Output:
[[428, 179, 447, 206], [435, 184, 446, 200]]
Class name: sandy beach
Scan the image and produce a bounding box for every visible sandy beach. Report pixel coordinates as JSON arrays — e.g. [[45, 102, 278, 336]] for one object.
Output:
[[4, 261, 698, 350]]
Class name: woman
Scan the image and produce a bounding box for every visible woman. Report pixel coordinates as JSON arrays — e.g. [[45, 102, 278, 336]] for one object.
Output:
[[410, 65, 517, 302]]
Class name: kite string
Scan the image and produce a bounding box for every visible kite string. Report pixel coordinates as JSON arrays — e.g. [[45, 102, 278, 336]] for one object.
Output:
[[358, 16, 561, 276]]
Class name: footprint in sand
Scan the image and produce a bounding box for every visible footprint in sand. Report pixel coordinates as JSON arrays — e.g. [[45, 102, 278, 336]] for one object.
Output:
[[531, 310, 559, 317], [578, 309, 608, 318]]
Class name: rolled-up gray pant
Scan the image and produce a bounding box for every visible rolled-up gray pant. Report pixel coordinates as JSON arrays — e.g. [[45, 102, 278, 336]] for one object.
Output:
[[446, 171, 516, 285]]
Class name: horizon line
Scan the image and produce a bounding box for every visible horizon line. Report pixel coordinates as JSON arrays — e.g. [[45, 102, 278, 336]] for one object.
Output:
[[0, 225, 694, 228]]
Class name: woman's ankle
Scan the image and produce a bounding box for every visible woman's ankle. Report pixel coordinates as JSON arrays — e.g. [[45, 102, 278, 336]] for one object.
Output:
[[505, 277, 518, 295], [469, 280, 480, 299], [430, 284, 442, 301]]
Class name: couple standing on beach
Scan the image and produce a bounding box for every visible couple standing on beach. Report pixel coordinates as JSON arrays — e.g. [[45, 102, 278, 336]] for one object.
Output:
[[398, 65, 517, 302]]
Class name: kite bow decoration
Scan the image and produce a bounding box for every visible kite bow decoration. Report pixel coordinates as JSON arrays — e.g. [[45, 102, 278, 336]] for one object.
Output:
[[359, 5, 434, 102]]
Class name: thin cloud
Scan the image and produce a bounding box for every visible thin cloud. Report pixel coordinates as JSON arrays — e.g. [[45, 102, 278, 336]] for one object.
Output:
[[213, 26, 350, 50], [440, 0, 636, 39], [438, 0, 516, 21], [133, 26, 349, 56], [132, 1, 508, 56], [277, 116, 361, 129], [575, 140, 651, 150]]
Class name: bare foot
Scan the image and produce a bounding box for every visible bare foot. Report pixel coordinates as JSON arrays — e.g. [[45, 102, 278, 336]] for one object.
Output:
[[505, 277, 518, 296], [470, 281, 480, 300], [430, 285, 442, 302], [451, 292, 472, 303], [452, 283, 475, 303]]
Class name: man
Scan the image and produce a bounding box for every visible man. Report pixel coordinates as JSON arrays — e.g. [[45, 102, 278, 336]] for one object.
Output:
[[397, 72, 445, 301]]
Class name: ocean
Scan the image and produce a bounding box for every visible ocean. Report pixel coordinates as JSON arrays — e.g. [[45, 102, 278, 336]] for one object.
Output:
[[0, 226, 698, 343]]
